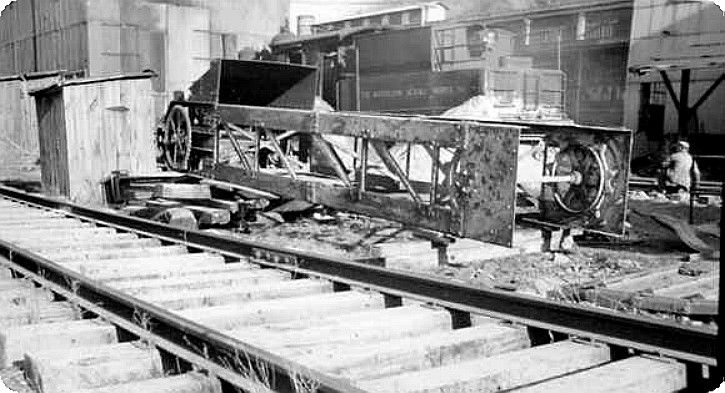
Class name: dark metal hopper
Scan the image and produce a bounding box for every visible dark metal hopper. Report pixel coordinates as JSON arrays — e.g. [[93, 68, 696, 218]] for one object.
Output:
[[189, 59, 317, 110]]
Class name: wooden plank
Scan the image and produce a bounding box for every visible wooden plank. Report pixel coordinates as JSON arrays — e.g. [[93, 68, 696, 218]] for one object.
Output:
[[296, 324, 530, 381], [25, 342, 164, 393], [654, 273, 719, 298], [230, 306, 452, 351], [510, 356, 686, 393], [198, 178, 279, 200], [140, 279, 332, 310], [153, 184, 212, 200], [176, 291, 385, 331], [608, 267, 687, 292], [185, 205, 231, 226], [358, 341, 611, 393]]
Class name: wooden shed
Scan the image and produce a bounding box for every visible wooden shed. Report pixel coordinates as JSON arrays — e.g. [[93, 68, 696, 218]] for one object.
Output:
[[31, 73, 158, 206], [0, 72, 62, 182]]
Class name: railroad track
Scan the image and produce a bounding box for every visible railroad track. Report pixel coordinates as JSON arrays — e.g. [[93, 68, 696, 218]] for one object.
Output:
[[0, 186, 720, 393]]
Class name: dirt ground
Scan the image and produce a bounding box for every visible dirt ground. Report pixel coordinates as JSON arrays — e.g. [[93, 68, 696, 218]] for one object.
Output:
[[427, 196, 721, 297], [206, 212, 412, 260], [221, 195, 720, 304]]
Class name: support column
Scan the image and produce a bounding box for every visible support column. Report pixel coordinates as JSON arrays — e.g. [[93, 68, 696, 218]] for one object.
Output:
[[678, 69, 691, 136]]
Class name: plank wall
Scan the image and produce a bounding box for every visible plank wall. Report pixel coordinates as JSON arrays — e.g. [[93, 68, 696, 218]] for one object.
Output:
[[0, 74, 61, 182], [35, 77, 158, 205]]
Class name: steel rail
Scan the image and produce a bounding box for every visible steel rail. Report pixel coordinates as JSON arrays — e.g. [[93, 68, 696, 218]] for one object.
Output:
[[0, 219, 361, 392], [0, 185, 718, 368]]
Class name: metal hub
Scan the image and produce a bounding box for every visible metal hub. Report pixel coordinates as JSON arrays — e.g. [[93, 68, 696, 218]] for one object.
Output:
[[552, 144, 606, 214], [163, 105, 192, 171]]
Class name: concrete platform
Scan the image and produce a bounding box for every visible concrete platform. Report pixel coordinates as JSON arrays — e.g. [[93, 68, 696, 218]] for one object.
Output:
[[25, 342, 163, 393], [510, 356, 687, 393], [75, 373, 222, 393], [0, 319, 117, 368], [357, 341, 611, 393], [177, 291, 386, 330]]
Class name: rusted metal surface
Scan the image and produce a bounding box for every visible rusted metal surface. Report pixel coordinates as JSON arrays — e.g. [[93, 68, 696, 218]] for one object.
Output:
[[205, 164, 461, 240], [535, 123, 632, 237], [455, 125, 519, 246]]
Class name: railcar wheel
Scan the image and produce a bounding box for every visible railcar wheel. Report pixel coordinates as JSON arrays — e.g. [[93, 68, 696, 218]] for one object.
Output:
[[551, 144, 606, 214], [163, 106, 192, 171]]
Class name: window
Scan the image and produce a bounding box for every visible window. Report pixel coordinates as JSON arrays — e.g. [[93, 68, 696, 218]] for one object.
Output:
[[401, 12, 410, 25], [540, 29, 551, 43], [649, 82, 667, 105]]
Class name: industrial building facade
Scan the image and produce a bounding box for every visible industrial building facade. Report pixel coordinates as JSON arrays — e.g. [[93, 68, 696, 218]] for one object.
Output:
[[0, 0, 289, 116], [276, 0, 724, 159]]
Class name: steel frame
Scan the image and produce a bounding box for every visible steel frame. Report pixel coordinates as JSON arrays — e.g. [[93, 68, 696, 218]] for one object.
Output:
[[0, 186, 717, 369], [184, 102, 523, 246], [164, 100, 634, 246]]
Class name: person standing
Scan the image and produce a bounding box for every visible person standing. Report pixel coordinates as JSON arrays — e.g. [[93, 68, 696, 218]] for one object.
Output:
[[660, 141, 701, 200]]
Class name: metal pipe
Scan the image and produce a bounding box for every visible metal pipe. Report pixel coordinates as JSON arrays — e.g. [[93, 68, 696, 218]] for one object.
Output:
[[254, 126, 261, 173], [430, 146, 440, 204], [225, 126, 251, 171], [264, 129, 297, 180], [312, 134, 351, 187], [358, 138, 369, 200]]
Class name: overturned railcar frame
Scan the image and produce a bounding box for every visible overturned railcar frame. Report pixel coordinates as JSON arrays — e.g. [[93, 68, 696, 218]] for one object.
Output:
[[161, 60, 632, 247]]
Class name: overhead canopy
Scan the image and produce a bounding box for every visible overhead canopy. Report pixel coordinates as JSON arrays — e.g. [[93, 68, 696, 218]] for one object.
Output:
[[629, 56, 725, 75]]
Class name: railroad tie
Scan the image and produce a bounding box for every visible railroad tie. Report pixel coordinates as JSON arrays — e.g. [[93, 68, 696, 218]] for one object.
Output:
[[0, 218, 91, 230], [28, 238, 162, 254], [509, 356, 687, 393], [230, 306, 452, 352], [14, 234, 146, 252], [140, 277, 333, 310], [0, 227, 120, 242], [92, 262, 263, 284], [0, 301, 76, 328], [295, 323, 531, 381], [59, 254, 227, 279], [47, 245, 189, 263], [24, 342, 165, 393], [176, 291, 387, 331], [73, 373, 222, 393], [356, 340, 611, 393], [0, 319, 117, 368], [109, 268, 291, 297]]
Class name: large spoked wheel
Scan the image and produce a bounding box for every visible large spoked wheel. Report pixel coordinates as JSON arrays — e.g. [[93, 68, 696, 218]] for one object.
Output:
[[552, 144, 606, 214], [163, 105, 192, 171]]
